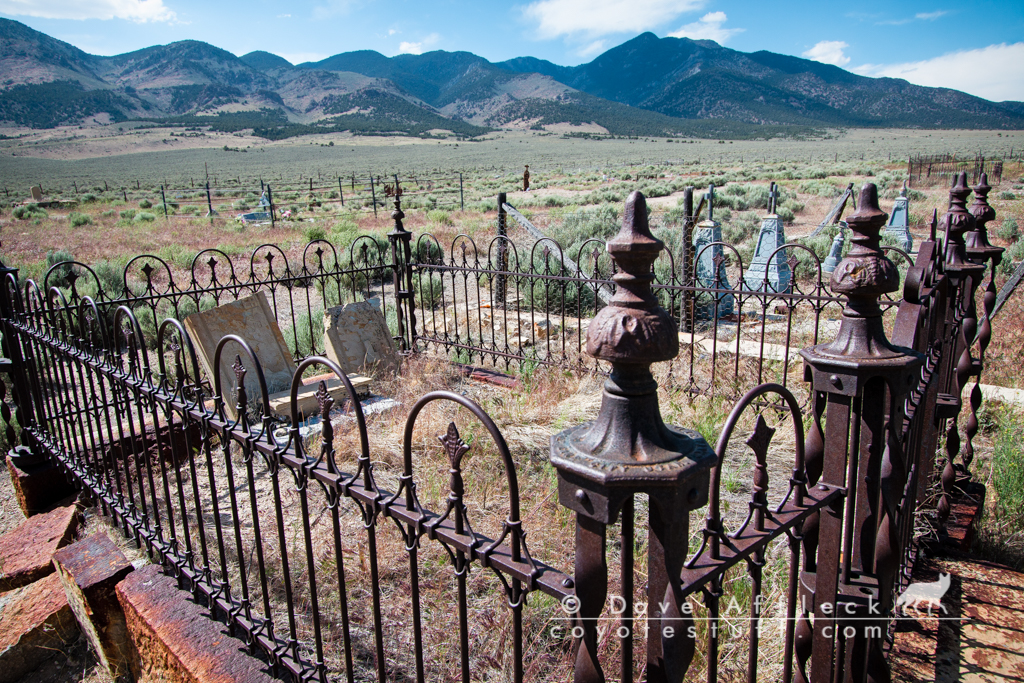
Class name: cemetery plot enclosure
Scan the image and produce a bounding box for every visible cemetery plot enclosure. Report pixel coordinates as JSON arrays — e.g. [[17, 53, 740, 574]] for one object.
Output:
[[0, 173, 1005, 683]]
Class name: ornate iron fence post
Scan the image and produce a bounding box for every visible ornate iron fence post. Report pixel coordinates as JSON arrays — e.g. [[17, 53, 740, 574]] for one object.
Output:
[[551, 191, 716, 683], [963, 172, 1002, 474], [797, 184, 923, 683], [0, 261, 35, 449], [387, 181, 417, 352], [935, 172, 986, 532], [496, 192, 508, 306]]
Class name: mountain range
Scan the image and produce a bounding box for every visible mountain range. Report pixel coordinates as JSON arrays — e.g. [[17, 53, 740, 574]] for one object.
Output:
[[1, 17, 1022, 139]]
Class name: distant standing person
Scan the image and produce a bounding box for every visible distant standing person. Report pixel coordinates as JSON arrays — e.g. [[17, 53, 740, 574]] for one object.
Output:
[[523, 165, 530, 192]]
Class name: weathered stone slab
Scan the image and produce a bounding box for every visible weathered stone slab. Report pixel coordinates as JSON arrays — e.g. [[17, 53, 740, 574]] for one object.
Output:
[[183, 292, 295, 418], [0, 573, 79, 682], [0, 504, 80, 591], [692, 219, 734, 319], [742, 214, 791, 293], [116, 564, 275, 683], [323, 300, 399, 376], [885, 185, 913, 253], [6, 447, 80, 517], [266, 374, 371, 419], [29, 186, 42, 202], [53, 533, 134, 682]]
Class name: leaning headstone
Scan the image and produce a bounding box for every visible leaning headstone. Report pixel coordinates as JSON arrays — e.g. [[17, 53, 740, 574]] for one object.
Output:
[[323, 299, 399, 376], [822, 222, 848, 277], [183, 292, 294, 418], [743, 214, 791, 293], [692, 218, 734, 318], [884, 183, 913, 253], [29, 186, 42, 202]]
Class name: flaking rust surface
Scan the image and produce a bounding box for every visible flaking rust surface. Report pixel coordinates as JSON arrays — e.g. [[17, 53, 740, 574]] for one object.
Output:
[[117, 565, 275, 683], [0, 504, 80, 591]]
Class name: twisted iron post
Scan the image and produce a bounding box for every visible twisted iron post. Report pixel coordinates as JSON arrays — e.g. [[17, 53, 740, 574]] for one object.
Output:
[[936, 173, 986, 532], [551, 191, 715, 683], [387, 181, 417, 352], [964, 172, 1003, 474], [797, 184, 923, 683]]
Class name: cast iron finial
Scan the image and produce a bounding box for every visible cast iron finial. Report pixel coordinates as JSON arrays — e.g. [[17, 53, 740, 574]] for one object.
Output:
[[966, 172, 996, 251], [566, 191, 695, 464], [939, 172, 976, 268], [819, 183, 902, 359], [586, 191, 677, 364]]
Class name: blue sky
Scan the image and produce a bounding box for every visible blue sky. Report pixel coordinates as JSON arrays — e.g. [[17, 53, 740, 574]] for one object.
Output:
[[2, 0, 1023, 101]]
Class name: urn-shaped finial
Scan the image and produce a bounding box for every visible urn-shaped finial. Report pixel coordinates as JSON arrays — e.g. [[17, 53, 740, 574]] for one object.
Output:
[[586, 191, 678, 364], [820, 183, 902, 359], [966, 172, 997, 252], [939, 172, 976, 268]]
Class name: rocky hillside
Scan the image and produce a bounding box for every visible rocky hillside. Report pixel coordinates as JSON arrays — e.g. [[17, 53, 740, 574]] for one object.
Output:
[[2, 18, 1022, 137]]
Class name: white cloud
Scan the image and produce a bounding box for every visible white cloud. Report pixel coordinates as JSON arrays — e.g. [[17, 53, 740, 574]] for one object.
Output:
[[576, 39, 607, 57], [915, 10, 947, 20], [523, 0, 705, 39], [668, 11, 743, 43], [398, 33, 440, 55], [802, 40, 850, 67], [388, 28, 397, 36], [854, 42, 1024, 102], [276, 13, 291, 18], [0, 0, 175, 22]]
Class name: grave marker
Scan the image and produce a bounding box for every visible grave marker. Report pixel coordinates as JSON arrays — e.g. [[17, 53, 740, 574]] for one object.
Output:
[[884, 182, 913, 253], [323, 300, 399, 376]]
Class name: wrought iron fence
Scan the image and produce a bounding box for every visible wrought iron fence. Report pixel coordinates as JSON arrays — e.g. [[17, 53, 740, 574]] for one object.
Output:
[[0, 173, 999, 683]]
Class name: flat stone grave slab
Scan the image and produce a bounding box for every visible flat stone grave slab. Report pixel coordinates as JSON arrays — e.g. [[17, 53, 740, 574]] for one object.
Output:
[[324, 300, 399, 376], [0, 573, 79, 683], [266, 371, 372, 419], [0, 504, 80, 591]]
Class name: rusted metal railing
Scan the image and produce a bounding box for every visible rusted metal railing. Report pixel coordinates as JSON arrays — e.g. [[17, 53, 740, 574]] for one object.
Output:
[[0, 177, 991, 682]]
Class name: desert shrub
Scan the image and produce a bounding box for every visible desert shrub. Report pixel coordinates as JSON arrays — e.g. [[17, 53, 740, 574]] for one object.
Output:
[[798, 180, 843, 197], [45, 249, 77, 287], [13, 204, 47, 220], [551, 204, 620, 246], [1000, 191, 1017, 201], [998, 239, 1024, 275], [993, 409, 1024, 528], [304, 225, 328, 242], [722, 212, 761, 245], [427, 209, 453, 226], [998, 217, 1020, 242], [81, 193, 97, 203], [414, 272, 444, 309], [119, 209, 136, 221], [68, 211, 91, 227], [139, 198, 153, 209], [182, 205, 201, 216], [101, 209, 115, 218], [133, 211, 156, 223], [776, 206, 795, 222]]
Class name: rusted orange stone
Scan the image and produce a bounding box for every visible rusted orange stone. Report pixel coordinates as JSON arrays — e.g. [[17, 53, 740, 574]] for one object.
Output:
[[0, 504, 80, 591], [6, 452, 79, 517], [116, 565, 275, 683], [53, 533, 134, 681], [0, 573, 79, 682]]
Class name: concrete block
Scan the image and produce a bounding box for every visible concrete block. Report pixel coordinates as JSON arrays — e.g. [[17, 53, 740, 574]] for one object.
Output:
[[116, 565, 275, 683], [323, 300, 399, 376], [6, 447, 79, 517], [0, 504, 80, 591], [53, 533, 134, 682], [0, 573, 79, 682], [183, 292, 295, 419]]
